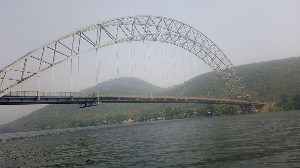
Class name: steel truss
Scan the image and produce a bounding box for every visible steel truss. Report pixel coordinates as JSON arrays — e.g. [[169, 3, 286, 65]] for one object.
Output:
[[0, 16, 252, 103]]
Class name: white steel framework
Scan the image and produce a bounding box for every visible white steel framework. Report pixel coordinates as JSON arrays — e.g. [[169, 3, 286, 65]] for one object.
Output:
[[0, 16, 252, 104]]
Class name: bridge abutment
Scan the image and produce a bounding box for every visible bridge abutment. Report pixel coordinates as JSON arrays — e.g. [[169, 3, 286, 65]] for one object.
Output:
[[239, 104, 260, 113]]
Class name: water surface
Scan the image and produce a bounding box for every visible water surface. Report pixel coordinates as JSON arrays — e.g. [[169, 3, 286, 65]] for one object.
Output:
[[1, 110, 300, 167]]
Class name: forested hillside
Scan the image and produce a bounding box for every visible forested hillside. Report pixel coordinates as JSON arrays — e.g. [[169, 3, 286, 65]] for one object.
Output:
[[1, 57, 299, 133], [167, 56, 300, 103], [238, 57, 300, 102], [82, 77, 164, 95]]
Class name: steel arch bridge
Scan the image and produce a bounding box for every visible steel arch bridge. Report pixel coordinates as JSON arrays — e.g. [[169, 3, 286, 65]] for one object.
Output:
[[0, 15, 253, 105]]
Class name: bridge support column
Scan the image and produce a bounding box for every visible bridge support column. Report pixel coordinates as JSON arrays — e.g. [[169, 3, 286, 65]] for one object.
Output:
[[36, 91, 40, 101]]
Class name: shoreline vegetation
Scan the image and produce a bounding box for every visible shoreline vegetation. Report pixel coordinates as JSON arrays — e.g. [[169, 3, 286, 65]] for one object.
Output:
[[0, 99, 299, 134], [0, 56, 300, 133]]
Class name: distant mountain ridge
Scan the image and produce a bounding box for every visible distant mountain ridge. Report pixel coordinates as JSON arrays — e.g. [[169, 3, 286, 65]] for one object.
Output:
[[237, 57, 300, 102], [167, 56, 300, 102], [82, 77, 164, 95]]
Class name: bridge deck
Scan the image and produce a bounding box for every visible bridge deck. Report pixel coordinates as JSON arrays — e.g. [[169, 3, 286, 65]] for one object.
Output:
[[0, 91, 262, 107]]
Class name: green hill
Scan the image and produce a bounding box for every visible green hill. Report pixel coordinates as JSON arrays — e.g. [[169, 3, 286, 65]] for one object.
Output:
[[1, 57, 300, 133], [168, 56, 300, 103], [237, 57, 300, 102], [82, 77, 164, 95]]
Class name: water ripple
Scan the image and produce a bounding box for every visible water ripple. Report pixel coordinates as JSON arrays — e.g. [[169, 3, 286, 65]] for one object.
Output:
[[0, 111, 300, 167]]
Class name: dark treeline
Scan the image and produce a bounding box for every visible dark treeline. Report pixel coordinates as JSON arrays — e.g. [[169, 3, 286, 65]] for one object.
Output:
[[52, 104, 240, 127], [0, 104, 241, 133], [102, 104, 239, 124], [277, 94, 300, 111]]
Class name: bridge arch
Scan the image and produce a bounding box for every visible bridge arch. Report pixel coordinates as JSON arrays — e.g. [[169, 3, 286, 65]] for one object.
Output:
[[0, 16, 252, 103]]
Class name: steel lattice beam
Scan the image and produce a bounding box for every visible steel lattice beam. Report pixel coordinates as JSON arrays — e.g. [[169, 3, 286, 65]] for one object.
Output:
[[0, 16, 253, 104]]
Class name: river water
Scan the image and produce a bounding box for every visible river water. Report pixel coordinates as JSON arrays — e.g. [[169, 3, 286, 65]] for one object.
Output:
[[0, 110, 300, 167]]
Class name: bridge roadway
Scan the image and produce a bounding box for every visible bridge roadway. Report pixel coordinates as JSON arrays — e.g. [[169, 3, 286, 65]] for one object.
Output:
[[0, 91, 263, 108]]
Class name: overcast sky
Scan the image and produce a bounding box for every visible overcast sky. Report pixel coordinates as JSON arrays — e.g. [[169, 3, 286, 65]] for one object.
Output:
[[0, 0, 299, 124], [1, 0, 299, 68]]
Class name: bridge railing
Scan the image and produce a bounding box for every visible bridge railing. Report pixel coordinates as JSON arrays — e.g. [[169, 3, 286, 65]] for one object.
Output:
[[3, 91, 119, 97], [3, 91, 254, 104], [3, 91, 93, 97]]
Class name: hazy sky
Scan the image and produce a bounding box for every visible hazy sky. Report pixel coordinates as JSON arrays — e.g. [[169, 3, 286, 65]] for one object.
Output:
[[0, 0, 299, 68], [0, 0, 299, 124]]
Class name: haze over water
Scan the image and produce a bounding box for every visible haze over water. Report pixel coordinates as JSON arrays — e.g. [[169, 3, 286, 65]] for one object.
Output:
[[0, 110, 299, 167]]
